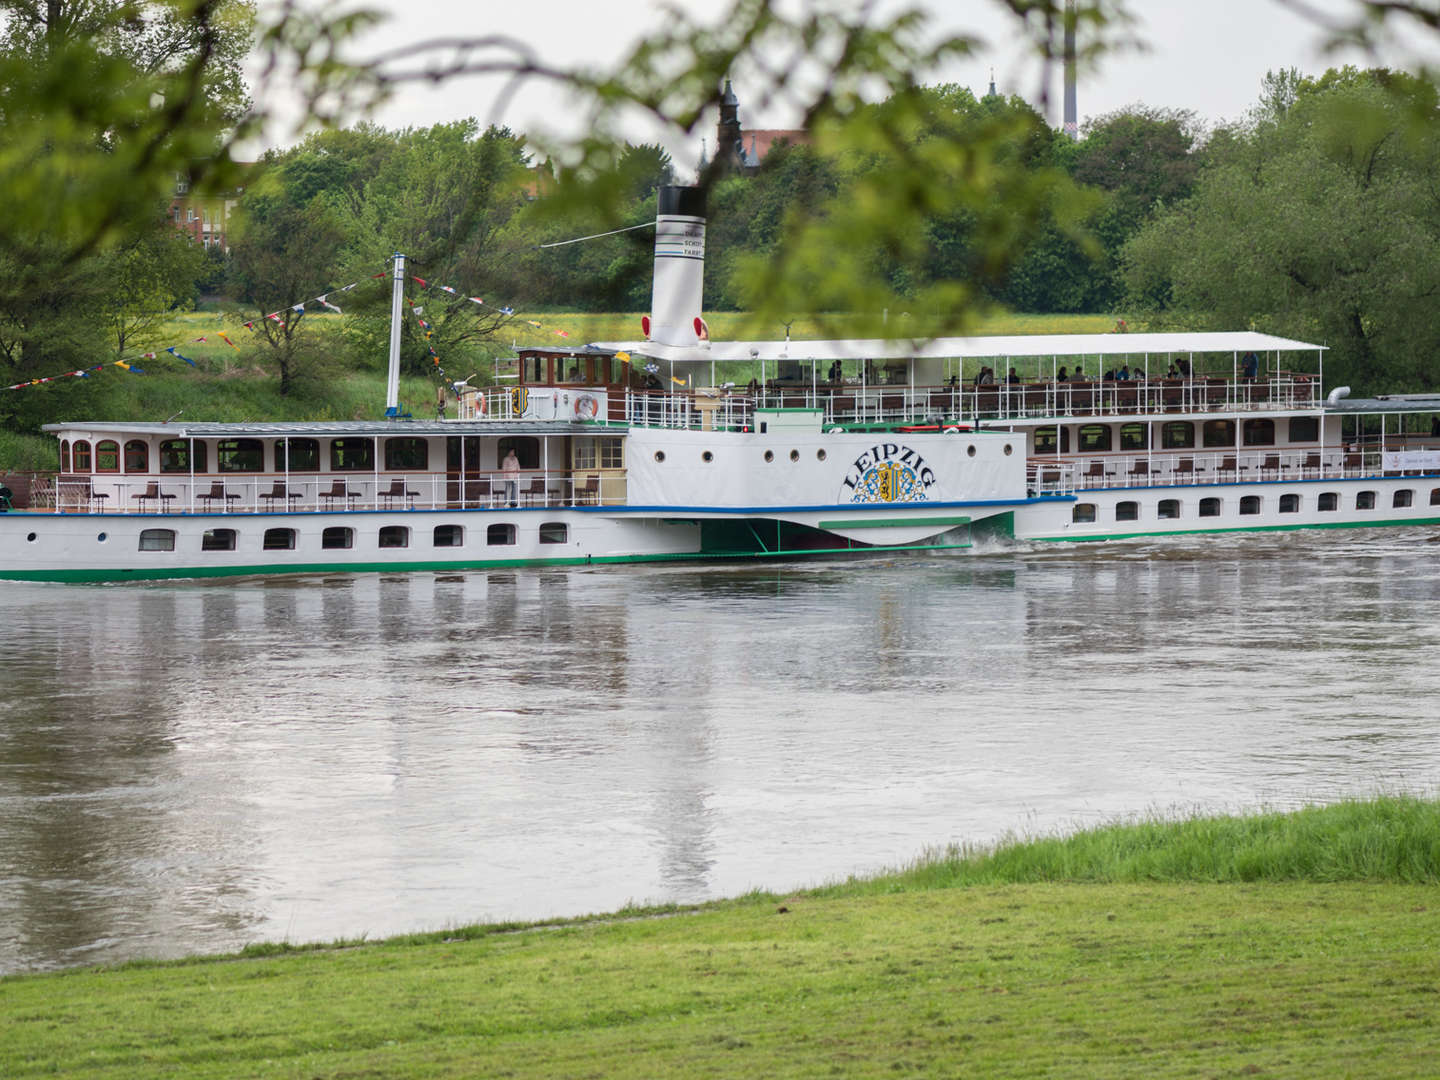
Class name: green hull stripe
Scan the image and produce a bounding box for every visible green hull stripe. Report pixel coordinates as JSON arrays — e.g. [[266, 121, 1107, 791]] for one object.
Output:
[[0, 540, 973, 584], [816, 515, 972, 530], [1032, 514, 1440, 543]]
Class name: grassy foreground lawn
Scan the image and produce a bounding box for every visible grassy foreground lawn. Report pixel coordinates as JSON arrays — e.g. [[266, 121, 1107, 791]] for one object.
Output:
[[3, 798, 1439, 1078]]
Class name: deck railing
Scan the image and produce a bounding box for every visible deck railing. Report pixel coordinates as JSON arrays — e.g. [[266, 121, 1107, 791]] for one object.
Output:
[[40, 470, 626, 515], [1026, 449, 1440, 495], [470, 374, 1324, 431]]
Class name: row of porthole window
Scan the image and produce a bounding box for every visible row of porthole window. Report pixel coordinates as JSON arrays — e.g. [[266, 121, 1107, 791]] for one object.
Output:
[[33, 522, 574, 552], [656, 444, 1010, 465], [1073, 487, 1440, 524]]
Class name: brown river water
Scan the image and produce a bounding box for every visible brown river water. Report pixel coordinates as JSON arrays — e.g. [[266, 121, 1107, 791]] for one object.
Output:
[[2, 528, 1439, 972]]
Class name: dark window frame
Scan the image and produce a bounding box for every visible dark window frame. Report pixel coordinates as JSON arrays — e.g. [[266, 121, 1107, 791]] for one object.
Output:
[[487, 522, 517, 546], [95, 440, 120, 473], [139, 528, 176, 551], [217, 438, 265, 473], [123, 440, 148, 473], [1161, 422, 1194, 450], [1242, 418, 1275, 447], [159, 439, 206, 474], [201, 528, 237, 551], [1199, 497, 1222, 517], [378, 525, 410, 549], [538, 522, 568, 544], [331, 437, 376, 472], [433, 524, 464, 548], [278, 437, 322, 472], [1202, 420, 1235, 449], [322, 527, 353, 550], [1077, 425, 1111, 453], [384, 437, 430, 471], [263, 527, 296, 550]]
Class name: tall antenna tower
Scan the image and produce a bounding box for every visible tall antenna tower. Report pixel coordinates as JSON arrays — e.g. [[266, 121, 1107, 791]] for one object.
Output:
[[1063, 0, 1078, 140]]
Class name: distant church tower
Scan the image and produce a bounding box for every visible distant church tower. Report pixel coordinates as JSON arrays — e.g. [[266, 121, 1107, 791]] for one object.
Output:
[[717, 79, 745, 172]]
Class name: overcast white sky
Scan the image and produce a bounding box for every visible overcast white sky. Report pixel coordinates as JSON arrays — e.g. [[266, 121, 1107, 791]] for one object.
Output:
[[253, 0, 1433, 169]]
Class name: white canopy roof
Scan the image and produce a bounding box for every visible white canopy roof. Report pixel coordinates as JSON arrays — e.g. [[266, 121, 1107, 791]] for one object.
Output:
[[591, 330, 1325, 366]]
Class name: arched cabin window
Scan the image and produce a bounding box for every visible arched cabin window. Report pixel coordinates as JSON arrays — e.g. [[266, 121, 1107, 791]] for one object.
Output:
[[497, 436, 540, 470], [160, 439, 206, 473], [72, 440, 92, 471], [217, 438, 264, 472], [1202, 420, 1235, 448], [277, 438, 321, 472], [124, 440, 148, 473], [384, 438, 429, 471], [1242, 419, 1275, 446], [60, 439, 71, 472], [331, 438, 374, 471], [1161, 422, 1194, 450], [95, 440, 120, 472], [1077, 425, 1111, 453]]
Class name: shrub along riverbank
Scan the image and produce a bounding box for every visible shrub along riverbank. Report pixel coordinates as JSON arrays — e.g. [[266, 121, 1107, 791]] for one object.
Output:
[[3, 797, 1438, 1078]]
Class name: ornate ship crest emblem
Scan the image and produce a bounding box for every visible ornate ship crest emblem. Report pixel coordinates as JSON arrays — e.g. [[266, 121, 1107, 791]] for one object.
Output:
[[841, 443, 934, 504], [510, 386, 529, 415]]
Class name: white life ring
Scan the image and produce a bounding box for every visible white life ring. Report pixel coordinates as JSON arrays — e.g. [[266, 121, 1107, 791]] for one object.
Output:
[[474, 392, 486, 417]]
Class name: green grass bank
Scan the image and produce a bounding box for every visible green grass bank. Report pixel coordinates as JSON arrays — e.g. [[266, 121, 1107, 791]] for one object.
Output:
[[4, 797, 1439, 1078]]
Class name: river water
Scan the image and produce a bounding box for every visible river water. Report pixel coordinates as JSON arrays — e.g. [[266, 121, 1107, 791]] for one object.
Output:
[[2, 528, 1439, 973]]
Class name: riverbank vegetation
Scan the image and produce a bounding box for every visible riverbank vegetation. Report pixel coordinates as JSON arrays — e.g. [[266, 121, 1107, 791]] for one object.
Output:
[[4, 797, 1438, 1078]]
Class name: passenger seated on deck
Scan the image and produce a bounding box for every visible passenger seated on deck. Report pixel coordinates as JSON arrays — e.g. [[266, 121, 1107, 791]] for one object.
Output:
[[1166, 363, 1179, 379], [1056, 366, 1068, 382], [1117, 364, 1131, 381], [1007, 368, 1020, 384], [1071, 365, 1088, 382], [1176, 356, 1192, 378], [1241, 352, 1259, 381]]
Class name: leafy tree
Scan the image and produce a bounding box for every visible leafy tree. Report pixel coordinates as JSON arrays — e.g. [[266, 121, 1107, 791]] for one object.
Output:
[[1122, 69, 1440, 392], [228, 160, 352, 396], [102, 223, 209, 355], [338, 121, 528, 378]]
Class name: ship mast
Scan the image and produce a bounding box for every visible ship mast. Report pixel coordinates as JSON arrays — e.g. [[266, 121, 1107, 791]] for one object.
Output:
[[385, 253, 405, 417]]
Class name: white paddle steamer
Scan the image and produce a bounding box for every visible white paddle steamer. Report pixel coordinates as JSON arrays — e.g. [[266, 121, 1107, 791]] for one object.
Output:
[[2, 186, 1437, 582]]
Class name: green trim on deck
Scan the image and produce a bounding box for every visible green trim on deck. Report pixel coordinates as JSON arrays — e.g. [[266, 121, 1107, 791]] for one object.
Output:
[[1033, 514, 1440, 544], [816, 515, 972, 530]]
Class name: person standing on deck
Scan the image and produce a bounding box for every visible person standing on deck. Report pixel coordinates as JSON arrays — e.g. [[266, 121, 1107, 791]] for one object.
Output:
[[502, 448, 521, 507]]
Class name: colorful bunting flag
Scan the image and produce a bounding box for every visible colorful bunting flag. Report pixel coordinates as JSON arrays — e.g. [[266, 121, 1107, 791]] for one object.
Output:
[[468, 297, 484, 306], [166, 347, 195, 367], [218, 332, 239, 350]]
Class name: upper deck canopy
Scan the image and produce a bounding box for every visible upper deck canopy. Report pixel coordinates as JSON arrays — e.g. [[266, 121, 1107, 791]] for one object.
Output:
[[587, 331, 1326, 366]]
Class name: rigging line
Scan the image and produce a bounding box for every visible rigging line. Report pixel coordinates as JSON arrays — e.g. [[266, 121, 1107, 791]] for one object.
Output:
[[537, 221, 656, 248]]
